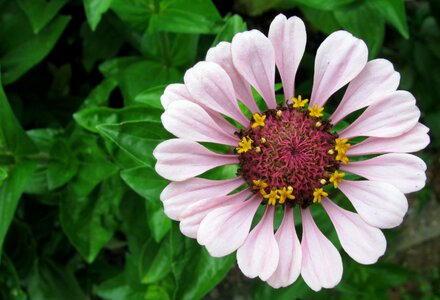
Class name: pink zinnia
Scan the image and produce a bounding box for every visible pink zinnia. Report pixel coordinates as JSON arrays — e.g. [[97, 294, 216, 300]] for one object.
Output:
[[153, 14, 429, 290]]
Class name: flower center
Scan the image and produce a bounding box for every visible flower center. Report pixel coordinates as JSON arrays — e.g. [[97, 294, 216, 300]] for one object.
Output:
[[235, 100, 347, 208]]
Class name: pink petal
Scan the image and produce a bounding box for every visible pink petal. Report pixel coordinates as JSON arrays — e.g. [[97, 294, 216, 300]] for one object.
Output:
[[331, 59, 400, 124], [300, 208, 343, 291], [338, 180, 408, 229], [206, 42, 260, 113], [338, 91, 420, 139], [342, 153, 427, 193], [184, 61, 249, 126], [310, 31, 368, 108], [179, 188, 252, 238], [160, 177, 244, 221], [347, 123, 430, 156], [237, 206, 279, 281], [197, 194, 261, 257], [162, 100, 238, 146], [153, 139, 238, 181], [268, 14, 306, 101], [161, 83, 193, 109], [322, 198, 386, 265], [266, 206, 302, 288], [231, 30, 277, 109]]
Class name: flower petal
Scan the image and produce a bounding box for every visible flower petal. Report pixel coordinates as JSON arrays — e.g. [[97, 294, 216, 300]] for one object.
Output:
[[268, 14, 306, 101], [342, 153, 427, 193], [153, 139, 238, 181], [331, 59, 400, 124], [310, 31, 368, 108], [160, 177, 244, 221], [338, 180, 408, 229], [322, 198, 386, 265], [197, 194, 261, 257], [237, 206, 279, 281], [300, 208, 343, 291], [206, 42, 260, 113], [338, 91, 420, 139], [162, 100, 239, 146], [347, 123, 430, 156], [184, 61, 249, 125], [179, 188, 252, 238], [231, 30, 277, 109], [266, 206, 302, 288]]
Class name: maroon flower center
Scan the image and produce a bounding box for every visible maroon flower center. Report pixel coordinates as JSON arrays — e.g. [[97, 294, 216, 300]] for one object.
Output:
[[236, 106, 340, 207]]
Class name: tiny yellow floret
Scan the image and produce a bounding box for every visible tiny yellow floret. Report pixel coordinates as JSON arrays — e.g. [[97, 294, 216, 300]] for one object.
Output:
[[313, 188, 328, 203], [292, 95, 309, 109], [336, 152, 349, 165], [329, 171, 345, 188], [278, 187, 295, 204], [335, 138, 351, 154], [319, 179, 327, 185], [236, 136, 253, 153], [252, 179, 268, 191], [264, 189, 280, 205], [308, 104, 324, 118], [252, 113, 266, 128]]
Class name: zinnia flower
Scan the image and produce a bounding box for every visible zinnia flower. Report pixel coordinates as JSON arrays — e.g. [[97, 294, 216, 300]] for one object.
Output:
[[153, 14, 429, 290]]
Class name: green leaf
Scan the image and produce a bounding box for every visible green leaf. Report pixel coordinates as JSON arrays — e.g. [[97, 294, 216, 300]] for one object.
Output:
[[371, 0, 409, 39], [94, 273, 145, 300], [295, 0, 354, 10], [334, 2, 385, 58], [74, 106, 162, 133], [47, 140, 79, 190], [0, 160, 37, 254], [17, 0, 69, 33], [110, 0, 154, 31], [300, 6, 341, 34], [135, 85, 166, 109], [149, 0, 222, 34], [0, 70, 37, 155], [0, 14, 71, 84], [60, 176, 123, 263], [83, 0, 112, 31], [212, 15, 247, 46], [0, 254, 27, 300], [81, 78, 118, 109], [0, 168, 6, 187], [97, 121, 171, 166], [139, 238, 171, 283]]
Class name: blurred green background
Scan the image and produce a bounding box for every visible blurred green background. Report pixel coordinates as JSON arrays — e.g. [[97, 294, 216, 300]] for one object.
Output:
[[0, 0, 439, 299]]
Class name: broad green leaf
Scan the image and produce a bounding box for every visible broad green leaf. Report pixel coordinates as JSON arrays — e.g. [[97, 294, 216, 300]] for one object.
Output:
[[0, 254, 27, 300], [371, 0, 409, 39], [0, 15, 71, 84], [110, 0, 154, 31], [0, 160, 37, 254], [94, 273, 145, 300], [97, 121, 171, 166], [295, 0, 354, 10], [300, 6, 341, 34], [232, 0, 284, 16], [334, 2, 385, 58], [252, 277, 312, 300], [121, 166, 171, 241], [135, 85, 166, 109], [17, 0, 69, 33], [212, 15, 247, 46], [47, 140, 79, 190], [0, 168, 6, 187], [74, 106, 162, 133], [99, 56, 142, 78], [60, 176, 122, 263], [139, 238, 172, 283], [27, 259, 87, 300], [83, 0, 112, 31], [0, 70, 37, 155], [81, 78, 118, 109], [149, 0, 222, 34]]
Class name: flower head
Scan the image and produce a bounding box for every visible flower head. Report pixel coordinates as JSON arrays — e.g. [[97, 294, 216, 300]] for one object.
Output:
[[154, 14, 429, 291]]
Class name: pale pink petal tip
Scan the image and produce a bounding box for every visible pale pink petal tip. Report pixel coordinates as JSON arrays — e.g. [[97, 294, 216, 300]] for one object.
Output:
[[339, 180, 408, 229], [311, 30, 368, 108], [268, 14, 306, 101], [197, 194, 261, 257], [300, 208, 343, 291], [153, 139, 238, 182], [231, 30, 277, 109], [322, 198, 386, 265], [342, 153, 427, 193], [237, 206, 279, 281], [266, 206, 302, 288], [160, 83, 193, 109]]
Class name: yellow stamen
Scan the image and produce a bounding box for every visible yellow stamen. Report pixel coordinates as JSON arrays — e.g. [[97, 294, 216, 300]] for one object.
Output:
[[252, 113, 266, 128], [260, 137, 266, 144], [236, 136, 253, 153], [263, 189, 280, 205], [308, 104, 324, 118], [276, 110, 283, 118], [252, 179, 268, 191], [336, 152, 349, 165], [335, 138, 351, 154], [319, 179, 327, 185], [255, 146, 261, 153], [278, 187, 295, 204], [292, 95, 309, 109], [315, 121, 322, 127], [329, 171, 345, 188], [313, 188, 328, 203]]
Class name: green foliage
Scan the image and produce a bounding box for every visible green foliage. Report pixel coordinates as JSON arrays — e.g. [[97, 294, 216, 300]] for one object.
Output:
[[0, 0, 437, 299]]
